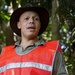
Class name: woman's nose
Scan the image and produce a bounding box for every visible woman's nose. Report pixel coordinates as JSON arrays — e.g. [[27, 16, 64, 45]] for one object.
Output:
[[29, 18, 34, 23]]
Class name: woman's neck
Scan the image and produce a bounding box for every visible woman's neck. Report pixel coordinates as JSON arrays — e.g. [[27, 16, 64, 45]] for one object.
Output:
[[20, 37, 39, 49]]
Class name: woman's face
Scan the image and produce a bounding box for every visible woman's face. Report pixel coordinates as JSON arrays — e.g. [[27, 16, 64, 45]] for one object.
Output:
[[17, 11, 41, 39]]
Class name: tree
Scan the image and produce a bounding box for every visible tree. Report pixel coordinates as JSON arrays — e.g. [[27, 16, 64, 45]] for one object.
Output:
[[51, 0, 60, 40]]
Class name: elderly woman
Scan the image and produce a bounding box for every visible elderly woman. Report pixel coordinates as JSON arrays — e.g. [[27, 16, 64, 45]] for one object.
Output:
[[0, 4, 68, 75]]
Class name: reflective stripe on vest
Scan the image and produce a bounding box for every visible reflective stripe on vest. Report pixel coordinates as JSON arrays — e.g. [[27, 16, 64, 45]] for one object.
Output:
[[0, 62, 52, 73]]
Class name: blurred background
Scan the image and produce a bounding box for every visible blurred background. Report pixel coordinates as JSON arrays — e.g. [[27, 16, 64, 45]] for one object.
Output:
[[0, 0, 75, 74]]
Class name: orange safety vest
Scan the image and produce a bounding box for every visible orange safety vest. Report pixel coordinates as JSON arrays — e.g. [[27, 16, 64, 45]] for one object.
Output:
[[0, 40, 62, 75]]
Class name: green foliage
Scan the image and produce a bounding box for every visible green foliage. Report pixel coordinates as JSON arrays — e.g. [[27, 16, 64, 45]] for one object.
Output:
[[5, 0, 11, 6], [0, 0, 10, 21], [58, 0, 75, 30], [20, 0, 28, 7], [0, 31, 6, 43], [0, 12, 10, 21]]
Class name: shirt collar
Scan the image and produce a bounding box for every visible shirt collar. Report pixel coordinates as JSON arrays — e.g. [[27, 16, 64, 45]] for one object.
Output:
[[15, 38, 45, 48]]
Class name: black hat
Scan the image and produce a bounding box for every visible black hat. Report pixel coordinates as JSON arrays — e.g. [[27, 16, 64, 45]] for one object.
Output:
[[10, 4, 49, 36]]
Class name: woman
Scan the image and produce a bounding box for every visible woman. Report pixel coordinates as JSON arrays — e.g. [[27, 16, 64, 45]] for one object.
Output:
[[0, 4, 68, 75]]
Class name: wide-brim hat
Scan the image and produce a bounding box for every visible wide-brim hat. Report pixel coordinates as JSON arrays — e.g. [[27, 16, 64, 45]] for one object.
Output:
[[10, 4, 49, 36]]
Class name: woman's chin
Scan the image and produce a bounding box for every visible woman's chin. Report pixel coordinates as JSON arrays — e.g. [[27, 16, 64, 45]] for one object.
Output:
[[27, 33, 38, 39]]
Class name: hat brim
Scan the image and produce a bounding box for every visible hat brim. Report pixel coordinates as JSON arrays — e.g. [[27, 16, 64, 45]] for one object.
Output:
[[10, 6, 49, 36]]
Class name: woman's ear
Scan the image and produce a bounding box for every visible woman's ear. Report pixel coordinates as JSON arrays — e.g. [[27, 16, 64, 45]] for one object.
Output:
[[17, 22, 21, 29]]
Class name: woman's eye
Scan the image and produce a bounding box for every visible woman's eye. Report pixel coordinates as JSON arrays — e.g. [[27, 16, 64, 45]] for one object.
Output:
[[24, 17, 29, 20], [34, 17, 39, 21]]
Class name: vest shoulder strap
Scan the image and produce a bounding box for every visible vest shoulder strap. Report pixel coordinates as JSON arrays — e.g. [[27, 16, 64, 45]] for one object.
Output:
[[46, 40, 62, 52], [1, 45, 14, 55]]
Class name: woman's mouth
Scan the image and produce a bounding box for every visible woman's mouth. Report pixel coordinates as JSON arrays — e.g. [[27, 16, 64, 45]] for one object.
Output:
[[27, 27, 36, 31]]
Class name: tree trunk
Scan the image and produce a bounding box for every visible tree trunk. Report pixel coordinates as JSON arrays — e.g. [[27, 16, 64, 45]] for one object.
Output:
[[5, 5, 14, 46], [51, 0, 60, 40], [5, 22, 14, 45]]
